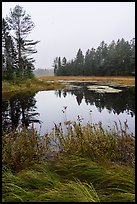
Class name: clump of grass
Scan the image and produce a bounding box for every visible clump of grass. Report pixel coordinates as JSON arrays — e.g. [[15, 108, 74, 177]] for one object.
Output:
[[48, 121, 135, 166], [2, 170, 34, 202], [35, 178, 100, 202], [2, 125, 50, 172], [2, 166, 100, 202], [3, 154, 134, 202], [48, 155, 135, 202]]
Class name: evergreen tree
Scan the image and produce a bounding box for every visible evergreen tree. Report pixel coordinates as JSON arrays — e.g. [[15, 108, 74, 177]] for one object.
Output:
[[75, 49, 84, 75], [2, 18, 10, 79], [107, 40, 117, 75], [84, 48, 97, 76], [84, 49, 91, 75], [62, 57, 67, 66], [53, 38, 135, 76], [6, 5, 39, 80], [58, 57, 61, 69], [53, 57, 59, 75], [2, 18, 17, 80], [130, 38, 135, 75]]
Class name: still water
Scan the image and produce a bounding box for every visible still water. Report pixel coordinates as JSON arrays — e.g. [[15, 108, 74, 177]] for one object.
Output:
[[2, 83, 135, 136]]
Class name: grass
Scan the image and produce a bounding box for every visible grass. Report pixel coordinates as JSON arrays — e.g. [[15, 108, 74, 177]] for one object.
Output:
[[2, 166, 100, 202], [2, 76, 134, 95], [2, 78, 64, 94], [48, 121, 135, 166], [48, 155, 135, 202], [37, 76, 135, 86], [2, 156, 135, 202], [2, 121, 135, 202]]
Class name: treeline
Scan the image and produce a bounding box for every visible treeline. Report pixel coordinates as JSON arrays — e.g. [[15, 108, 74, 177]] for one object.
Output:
[[2, 5, 39, 82], [33, 69, 54, 76], [54, 38, 135, 76]]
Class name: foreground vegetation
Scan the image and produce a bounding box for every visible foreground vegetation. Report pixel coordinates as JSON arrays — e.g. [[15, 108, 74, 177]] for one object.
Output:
[[2, 121, 135, 202]]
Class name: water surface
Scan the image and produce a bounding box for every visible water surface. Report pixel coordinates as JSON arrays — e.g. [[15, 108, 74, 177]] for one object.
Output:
[[2, 83, 135, 136]]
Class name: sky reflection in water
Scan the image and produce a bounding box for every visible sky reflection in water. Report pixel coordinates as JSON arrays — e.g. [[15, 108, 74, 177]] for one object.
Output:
[[34, 87, 135, 136], [2, 84, 135, 136]]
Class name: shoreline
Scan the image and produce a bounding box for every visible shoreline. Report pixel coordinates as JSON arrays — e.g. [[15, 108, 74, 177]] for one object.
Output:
[[2, 76, 135, 95]]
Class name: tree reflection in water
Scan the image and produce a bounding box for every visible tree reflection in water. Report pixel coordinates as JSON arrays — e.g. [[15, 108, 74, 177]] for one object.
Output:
[[2, 84, 135, 135], [2, 91, 41, 133], [55, 85, 135, 117]]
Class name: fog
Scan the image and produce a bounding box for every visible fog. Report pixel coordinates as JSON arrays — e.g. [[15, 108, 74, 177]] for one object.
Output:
[[2, 2, 135, 69]]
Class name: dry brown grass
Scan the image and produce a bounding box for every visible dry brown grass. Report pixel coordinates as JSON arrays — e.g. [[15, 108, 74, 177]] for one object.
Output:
[[37, 76, 135, 86]]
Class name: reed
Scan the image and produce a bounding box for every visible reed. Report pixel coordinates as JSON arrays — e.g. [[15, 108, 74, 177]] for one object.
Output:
[[48, 120, 135, 166]]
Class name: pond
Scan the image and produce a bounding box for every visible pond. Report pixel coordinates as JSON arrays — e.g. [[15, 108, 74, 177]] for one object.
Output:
[[2, 82, 135, 136]]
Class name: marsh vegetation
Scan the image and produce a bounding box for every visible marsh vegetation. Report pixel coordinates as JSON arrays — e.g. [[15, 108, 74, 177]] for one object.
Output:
[[2, 120, 135, 202]]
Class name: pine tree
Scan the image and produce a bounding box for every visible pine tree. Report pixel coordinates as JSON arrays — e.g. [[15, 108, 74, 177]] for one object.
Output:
[[62, 57, 67, 66], [6, 5, 39, 80], [53, 57, 59, 75], [130, 38, 135, 75], [2, 18, 17, 80], [75, 49, 84, 75], [58, 57, 61, 69]]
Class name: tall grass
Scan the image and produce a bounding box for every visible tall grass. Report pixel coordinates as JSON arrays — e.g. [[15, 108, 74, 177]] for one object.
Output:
[[2, 155, 135, 202], [2, 168, 100, 202], [2, 126, 49, 172], [2, 121, 135, 202], [48, 120, 135, 166], [48, 155, 135, 202]]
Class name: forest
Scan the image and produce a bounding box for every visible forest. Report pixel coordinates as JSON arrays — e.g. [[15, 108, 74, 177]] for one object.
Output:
[[54, 38, 135, 76]]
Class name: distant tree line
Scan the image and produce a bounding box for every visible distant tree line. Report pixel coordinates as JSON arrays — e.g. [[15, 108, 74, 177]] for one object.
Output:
[[2, 5, 39, 82], [54, 38, 135, 76], [33, 68, 54, 76]]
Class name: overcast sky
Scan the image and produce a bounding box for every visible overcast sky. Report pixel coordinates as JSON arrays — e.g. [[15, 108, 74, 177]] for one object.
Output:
[[2, 2, 135, 69]]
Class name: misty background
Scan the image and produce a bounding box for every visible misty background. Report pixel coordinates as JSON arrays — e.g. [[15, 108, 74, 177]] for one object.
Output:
[[2, 2, 135, 71]]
